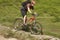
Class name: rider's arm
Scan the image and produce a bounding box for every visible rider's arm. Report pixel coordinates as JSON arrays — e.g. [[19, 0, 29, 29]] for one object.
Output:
[[27, 4, 32, 13]]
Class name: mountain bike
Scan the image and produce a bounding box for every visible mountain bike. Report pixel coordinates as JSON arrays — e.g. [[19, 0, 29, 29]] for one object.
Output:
[[13, 12, 43, 35]]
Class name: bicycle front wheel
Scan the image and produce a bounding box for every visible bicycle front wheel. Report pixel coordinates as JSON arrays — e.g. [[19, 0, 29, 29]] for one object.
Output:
[[13, 18, 23, 30], [31, 22, 43, 35]]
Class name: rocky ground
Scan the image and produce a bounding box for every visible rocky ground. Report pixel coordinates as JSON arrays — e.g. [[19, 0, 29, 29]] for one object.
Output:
[[0, 24, 60, 40]]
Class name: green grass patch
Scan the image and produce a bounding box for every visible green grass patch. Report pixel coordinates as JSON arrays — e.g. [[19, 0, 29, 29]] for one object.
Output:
[[0, 0, 60, 38]]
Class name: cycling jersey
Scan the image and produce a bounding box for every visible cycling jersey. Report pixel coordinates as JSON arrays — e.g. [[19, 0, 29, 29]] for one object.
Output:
[[21, 0, 34, 11]]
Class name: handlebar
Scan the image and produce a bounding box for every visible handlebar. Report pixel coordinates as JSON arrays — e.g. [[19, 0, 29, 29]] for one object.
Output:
[[31, 12, 38, 16]]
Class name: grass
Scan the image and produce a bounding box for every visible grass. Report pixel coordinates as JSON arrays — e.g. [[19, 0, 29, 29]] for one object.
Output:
[[37, 18, 60, 38], [0, 0, 60, 38]]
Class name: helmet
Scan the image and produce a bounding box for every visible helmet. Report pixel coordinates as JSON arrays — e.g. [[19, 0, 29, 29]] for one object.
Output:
[[31, 0, 35, 5]]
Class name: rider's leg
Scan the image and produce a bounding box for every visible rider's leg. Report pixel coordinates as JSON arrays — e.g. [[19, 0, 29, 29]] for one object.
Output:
[[23, 15, 27, 25], [21, 8, 27, 25]]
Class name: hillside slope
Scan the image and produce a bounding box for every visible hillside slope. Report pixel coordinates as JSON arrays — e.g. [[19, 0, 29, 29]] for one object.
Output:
[[0, 0, 60, 38]]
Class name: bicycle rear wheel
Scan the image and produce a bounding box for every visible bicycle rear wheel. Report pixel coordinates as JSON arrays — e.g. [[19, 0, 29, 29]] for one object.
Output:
[[31, 22, 43, 35], [13, 18, 23, 30]]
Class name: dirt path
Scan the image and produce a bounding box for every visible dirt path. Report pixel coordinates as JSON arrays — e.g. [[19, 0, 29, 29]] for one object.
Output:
[[0, 25, 18, 40], [0, 24, 60, 40], [31, 35, 60, 40], [0, 35, 17, 40]]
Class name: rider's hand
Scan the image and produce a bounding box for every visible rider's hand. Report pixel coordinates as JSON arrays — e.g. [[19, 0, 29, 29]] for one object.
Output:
[[32, 12, 37, 16]]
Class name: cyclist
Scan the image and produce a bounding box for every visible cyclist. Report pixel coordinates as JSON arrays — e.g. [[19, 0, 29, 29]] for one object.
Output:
[[20, 0, 35, 25]]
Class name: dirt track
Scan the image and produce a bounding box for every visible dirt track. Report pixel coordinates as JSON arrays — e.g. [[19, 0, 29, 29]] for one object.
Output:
[[0, 35, 17, 40], [0, 24, 60, 40]]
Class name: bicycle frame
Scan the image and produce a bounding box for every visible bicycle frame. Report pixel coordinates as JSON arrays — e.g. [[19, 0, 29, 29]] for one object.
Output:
[[14, 13, 43, 35], [27, 13, 37, 24]]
